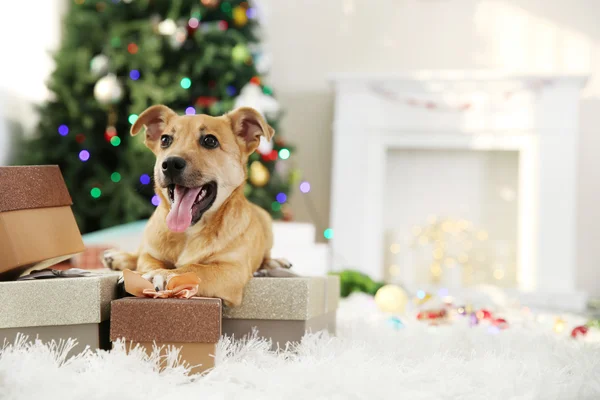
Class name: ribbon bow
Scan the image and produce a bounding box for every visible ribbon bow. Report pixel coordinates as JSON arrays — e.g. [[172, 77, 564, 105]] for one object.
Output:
[[122, 269, 201, 299]]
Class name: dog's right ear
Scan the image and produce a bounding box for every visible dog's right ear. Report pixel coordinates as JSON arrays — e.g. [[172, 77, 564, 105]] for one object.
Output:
[[130, 105, 177, 144]]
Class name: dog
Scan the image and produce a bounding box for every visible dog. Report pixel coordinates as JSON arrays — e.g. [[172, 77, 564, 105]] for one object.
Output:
[[102, 105, 291, 306]]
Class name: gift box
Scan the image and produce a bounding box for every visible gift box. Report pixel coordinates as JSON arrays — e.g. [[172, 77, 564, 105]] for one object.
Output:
[[0, 273, 119, 355], [110, 297, 222, 374], [0, 166, 85, 279], [222, 275, 340, 348]]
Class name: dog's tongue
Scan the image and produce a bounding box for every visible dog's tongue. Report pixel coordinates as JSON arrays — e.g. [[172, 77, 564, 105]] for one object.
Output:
[[166, 185, 202, 232]]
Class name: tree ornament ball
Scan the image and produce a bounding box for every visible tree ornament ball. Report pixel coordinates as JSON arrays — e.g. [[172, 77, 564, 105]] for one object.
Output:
[[90, 54, 110, 77], [249, 161, 270, 187], [232, 44, 250, 63], [374, 284, 408, 314], [233, 6, 248, 26], [94, 74, 123, 105]]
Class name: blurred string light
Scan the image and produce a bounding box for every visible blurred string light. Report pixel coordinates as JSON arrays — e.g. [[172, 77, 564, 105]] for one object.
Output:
[[75, 134, 85, 143], [140, 174, 151, 185], [276, 193, 287, 203], [278, 148, 290, 159], [127, 43, 138, 54], [250, 76, 260, 85], [226, 85, 237, 96], [180, 77, 192, 89], [151, 195, 160, 206], [262, 86, 273, 95], [324, 228, 334, 240], [271, 201, 281, 212], [246, 7, 257, 18], [110, 136, 121, 146], [299, 181, 311, 193], [128, 114, 138, 124], [218, 21, 228, 31], [188, 17, 200, 29], [104, 127, 117, 141], [58, 125, 69, 136], [90, 188, 102, 198], [185, 106, 196, 115], [111, 172, 121, 183], [129, 69, 140, 80], [79, 150, 90, 162]]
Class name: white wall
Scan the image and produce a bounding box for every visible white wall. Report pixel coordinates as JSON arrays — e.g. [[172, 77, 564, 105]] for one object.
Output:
[[2, 0, 598, 295], [0, 0, 65, 165]]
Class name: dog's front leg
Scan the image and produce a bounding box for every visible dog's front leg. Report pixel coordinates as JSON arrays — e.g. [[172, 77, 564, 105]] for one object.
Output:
[[174, 263, 251, 307], [137, 253, 175, 292]]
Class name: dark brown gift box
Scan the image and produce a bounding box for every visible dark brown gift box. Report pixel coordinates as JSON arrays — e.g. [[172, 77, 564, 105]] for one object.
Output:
[[110, 297, 222, 374], [0, 166, 84, 279]]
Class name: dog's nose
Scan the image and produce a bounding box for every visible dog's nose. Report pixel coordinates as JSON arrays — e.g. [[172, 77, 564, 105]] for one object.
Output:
[[161, 156, 187, 178]]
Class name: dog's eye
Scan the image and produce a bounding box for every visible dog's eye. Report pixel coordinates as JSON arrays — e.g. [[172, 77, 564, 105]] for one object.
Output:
[[160, 135, 173, 149], [201, 134, 219, 149]]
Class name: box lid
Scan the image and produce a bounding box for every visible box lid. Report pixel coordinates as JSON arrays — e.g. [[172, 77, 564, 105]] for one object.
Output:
[[223, 276, 340, 321], [0, 273, 119, 329], [110, 297, 222, 343], [0, 166, 72, 212]]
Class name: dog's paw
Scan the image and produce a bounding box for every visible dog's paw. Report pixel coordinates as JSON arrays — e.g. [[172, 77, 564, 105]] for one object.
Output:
[[102, 249, 137, 271], [262, 258, 293, 270], [141, 269, 175, 291]]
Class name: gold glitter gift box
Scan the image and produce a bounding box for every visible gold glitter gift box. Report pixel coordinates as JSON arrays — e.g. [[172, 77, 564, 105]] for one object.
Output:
[[222, 275, 340, 348], [0, 273, 119, 354], [110, 297, 222, 374], [0, 166, 85, 279]]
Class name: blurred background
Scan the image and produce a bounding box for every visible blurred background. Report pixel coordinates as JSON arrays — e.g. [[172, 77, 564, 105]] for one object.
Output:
[[1, 0, 599, 308]]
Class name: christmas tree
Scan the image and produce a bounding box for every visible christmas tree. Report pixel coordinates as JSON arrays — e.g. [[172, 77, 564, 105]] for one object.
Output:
[[14, 0, 296, 234]]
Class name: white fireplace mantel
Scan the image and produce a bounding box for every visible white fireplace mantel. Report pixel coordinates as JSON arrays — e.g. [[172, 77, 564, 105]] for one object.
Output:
[[329, 71, 588, 304]]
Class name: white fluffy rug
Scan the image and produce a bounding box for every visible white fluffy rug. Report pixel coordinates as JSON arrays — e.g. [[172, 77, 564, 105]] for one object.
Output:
[[1, 293, 599, 400]]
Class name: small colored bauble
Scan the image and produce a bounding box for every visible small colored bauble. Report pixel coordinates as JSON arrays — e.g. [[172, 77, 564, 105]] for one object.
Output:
[[94, 74, 123, 105], [476, 309, 492, 320], [232, 44, 251, 64], [493, 318, 509, 329], [90, 54, 110, 77], [417, 309, 447, 321], [374, 284, 408, 314], [571, 325, 589, 338], [387, 316, 404, 330], [233, 6, 248, 26], [469, 312, 479, 326], [249, 161, 269, 187]]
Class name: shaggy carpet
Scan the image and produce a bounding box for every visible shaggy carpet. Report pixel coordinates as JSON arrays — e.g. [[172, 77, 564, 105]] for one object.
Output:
[[1, 293, 599, 400]]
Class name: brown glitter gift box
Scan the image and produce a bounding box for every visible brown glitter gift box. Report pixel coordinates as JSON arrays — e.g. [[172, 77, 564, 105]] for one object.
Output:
[[222, 275, 340, 349], [0, 166, 85, 279], [110, 297, 222, 374], [0, 273, 119, 355]]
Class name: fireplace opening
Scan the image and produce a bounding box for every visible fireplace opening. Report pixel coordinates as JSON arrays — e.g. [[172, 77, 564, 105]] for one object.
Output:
[[383, 148, 519, 289]]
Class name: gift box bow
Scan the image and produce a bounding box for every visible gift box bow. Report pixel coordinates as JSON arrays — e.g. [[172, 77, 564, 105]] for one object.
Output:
[[122, 269, 200, 299]]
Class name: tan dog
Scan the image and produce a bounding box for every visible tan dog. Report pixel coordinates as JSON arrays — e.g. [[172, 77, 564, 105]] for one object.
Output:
[[103, 105, 290, 306]]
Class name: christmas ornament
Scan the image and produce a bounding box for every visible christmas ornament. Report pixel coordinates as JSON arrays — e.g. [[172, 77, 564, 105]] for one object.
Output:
[[232, 44, 250, 64], [157, 18, 177, 35], [257, 136, 273, 155], [416, 309, 447, 321], [331, 270, 385, 298], [249, 161, 269, 187], [94, 74, 123, 105], [571, 325, 589, 338], [90, 54, 110, 77], [234, 83, 280, 119], [374, 284, 408, 314], [233, 6, 248, 26], [553, 317, 566, 333], [201, 0, 219, 8], [493, 318, 509, 329], [196, 96, 218, 108], [387, 316, 404, 330]]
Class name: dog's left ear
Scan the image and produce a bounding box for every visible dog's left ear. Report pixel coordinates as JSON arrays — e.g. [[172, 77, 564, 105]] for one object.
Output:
[[228, 107, 275, 153], [130, 105, 177, 145]]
